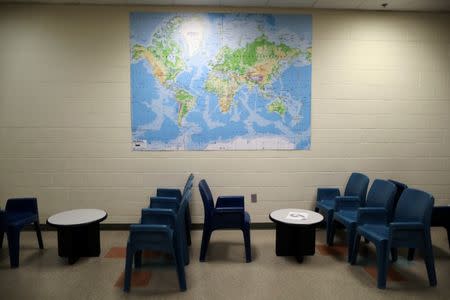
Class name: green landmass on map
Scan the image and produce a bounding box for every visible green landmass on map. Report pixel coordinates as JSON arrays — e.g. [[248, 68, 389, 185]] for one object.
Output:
[[132, 16, 198, 125], [205, 34, 301, 113], [175, 89, 196, 125], [268, 100, 287, 116], [132, 17, 185, 87]]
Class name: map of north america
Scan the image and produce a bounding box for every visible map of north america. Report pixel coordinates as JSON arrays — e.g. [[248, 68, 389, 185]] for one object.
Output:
[[130, 13, 311, 150]]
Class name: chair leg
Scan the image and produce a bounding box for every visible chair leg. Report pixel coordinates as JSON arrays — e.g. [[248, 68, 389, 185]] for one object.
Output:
[[7, 228, 21, 268], [390, 248, 398, 262], [0, 230, 4, 248], [376, 240, 389, 289], [326, 210, 334, 246], [423, 237, 437, 286], [199, 229, 212, 262], [243, 227, 252, 263], [347, 224, 356, 263], [174, 248, 187, 291], [185, 208, 192, 246], [407, 248, 415, 261], [328, 220, 337, 248], [34, 221, 44, 249], [350, 233, 361, 265], [124, 246, 134, 292], [180, 228, 189, 266]]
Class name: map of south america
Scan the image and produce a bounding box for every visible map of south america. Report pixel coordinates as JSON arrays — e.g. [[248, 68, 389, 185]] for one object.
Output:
[[130, 13, 312, 150]]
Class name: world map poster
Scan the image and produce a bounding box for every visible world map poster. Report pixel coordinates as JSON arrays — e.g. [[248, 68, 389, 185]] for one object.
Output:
[[130, 13, 312, 150]]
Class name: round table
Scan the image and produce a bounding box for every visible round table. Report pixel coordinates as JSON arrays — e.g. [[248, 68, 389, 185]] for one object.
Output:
[[47, 209, 107, 264], [269, 208, 323, 263]]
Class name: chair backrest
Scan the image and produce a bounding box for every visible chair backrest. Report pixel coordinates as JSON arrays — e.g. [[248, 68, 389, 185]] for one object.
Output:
[[366, 179, 397, 218], [182, 173, 194, 195], [178, 189, 192, 221], [177, 189, 192, 250], [199, 179, 214, 221], [387, 179, 408, 210], [5, 198, 38, 214], [394, 188, 434, 226], [344, 173, 369, 202]]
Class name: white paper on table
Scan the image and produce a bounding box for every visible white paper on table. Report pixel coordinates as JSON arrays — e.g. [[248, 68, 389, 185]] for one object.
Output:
[[285, 212, 308, 220]]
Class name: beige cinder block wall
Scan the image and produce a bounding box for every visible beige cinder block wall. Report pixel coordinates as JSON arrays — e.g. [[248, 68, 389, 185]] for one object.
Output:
[[0, 4, 449, 223]]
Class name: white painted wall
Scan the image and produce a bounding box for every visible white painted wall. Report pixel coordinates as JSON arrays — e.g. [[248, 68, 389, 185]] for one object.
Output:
[[0, 5, 449, 223]]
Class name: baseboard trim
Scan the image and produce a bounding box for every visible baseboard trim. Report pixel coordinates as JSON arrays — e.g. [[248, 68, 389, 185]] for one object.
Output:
[[26, 222, 275, 231]]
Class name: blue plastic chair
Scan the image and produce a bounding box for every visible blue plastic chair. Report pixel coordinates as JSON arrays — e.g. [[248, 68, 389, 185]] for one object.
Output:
[[351, 188, 437, 289], [198, 179, 251, 263], [388, 179, 450, 261], [150, 173, 194, 246], [123, 189, 192, 292], [330, 179, 397, 262], [315, 172, 369, 245], [0, 197, 44, 268]]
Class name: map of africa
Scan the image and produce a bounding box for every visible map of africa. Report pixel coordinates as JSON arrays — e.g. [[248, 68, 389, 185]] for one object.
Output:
[[130, 13, 311, 150]]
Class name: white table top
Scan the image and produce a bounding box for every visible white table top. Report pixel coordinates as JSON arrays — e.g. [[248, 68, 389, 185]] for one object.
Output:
[[47, 209, 107, 226], [270, 208, 323, 225]]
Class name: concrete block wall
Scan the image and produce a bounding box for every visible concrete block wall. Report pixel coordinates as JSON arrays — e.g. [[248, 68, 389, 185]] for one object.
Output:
[[0, 5, 449, 223]]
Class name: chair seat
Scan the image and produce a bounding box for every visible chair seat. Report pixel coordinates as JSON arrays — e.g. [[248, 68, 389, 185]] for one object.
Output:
[[317, 199, 335, 211], [127, 230, 173, 250], [334, 210, 357, 227], [213, 211, 251, 229], [357, 224, 389, 242], [6, 212, 37, 227]]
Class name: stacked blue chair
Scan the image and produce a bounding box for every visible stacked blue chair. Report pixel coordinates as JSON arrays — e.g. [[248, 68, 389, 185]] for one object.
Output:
[[315, 172, 369, 245], [123, 188, 192, 292], [351, 188, 437, 289], [198, 179, 251, 263], [329, 179, 397, 262], [147, 175, 193, 265], [0, 197, 44, 268], [150, 173, 194, 246]]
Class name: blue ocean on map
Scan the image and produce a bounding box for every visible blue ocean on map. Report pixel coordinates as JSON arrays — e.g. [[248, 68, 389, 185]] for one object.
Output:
[[130, 12, 312, 150]]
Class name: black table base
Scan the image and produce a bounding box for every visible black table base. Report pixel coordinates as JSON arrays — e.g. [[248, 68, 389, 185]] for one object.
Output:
[[275, 223, 316, 263], [56, 222, 101, 264]]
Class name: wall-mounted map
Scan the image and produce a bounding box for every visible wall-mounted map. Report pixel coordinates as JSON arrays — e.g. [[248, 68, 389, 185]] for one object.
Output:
[[130, 13, 311, 150]]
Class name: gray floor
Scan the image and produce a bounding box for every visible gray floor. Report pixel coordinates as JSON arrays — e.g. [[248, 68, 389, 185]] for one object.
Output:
[[0, 228, 449, 300]]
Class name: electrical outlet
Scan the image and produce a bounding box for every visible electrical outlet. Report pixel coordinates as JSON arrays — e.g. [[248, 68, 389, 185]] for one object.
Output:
[[251, 194, 257, 203]]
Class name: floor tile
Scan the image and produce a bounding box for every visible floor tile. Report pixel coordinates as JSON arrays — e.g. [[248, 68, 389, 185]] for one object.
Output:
[[363, 265, 407, 282], [114, 270, 152, 288]]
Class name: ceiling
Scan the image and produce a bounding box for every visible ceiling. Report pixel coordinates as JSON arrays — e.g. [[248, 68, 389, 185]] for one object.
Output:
[[2, 0, 450, 12]]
